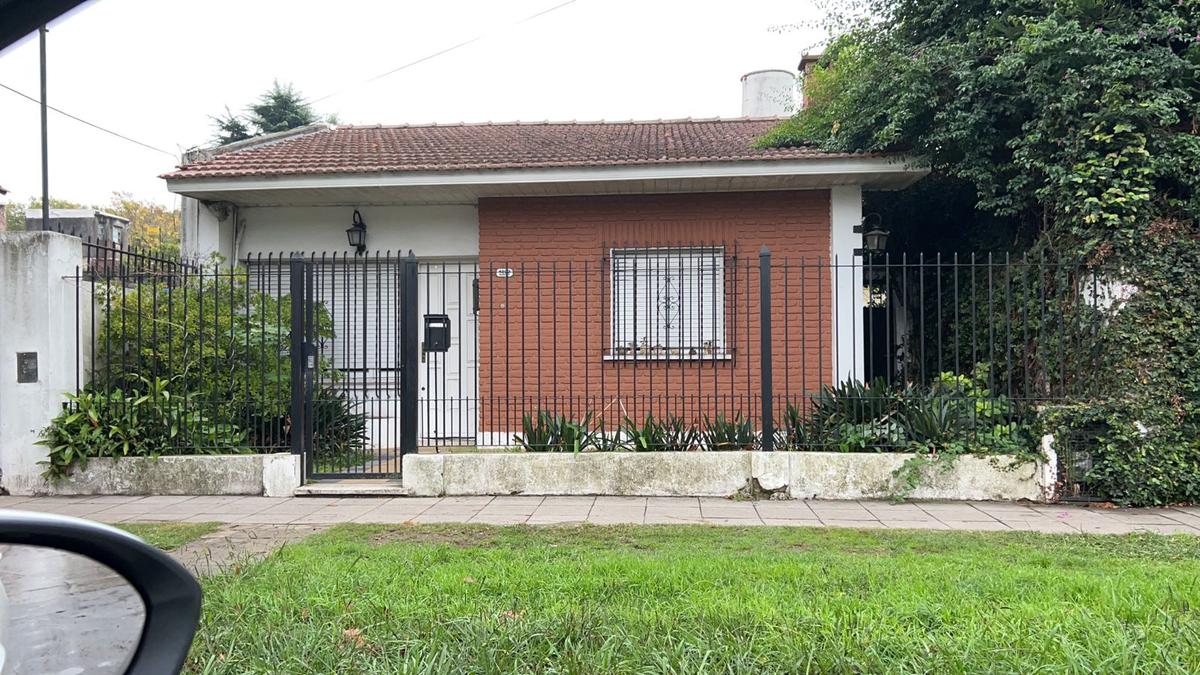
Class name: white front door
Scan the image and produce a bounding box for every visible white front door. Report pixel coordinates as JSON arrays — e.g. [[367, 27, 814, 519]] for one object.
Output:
[[418, 261, 478, 445]]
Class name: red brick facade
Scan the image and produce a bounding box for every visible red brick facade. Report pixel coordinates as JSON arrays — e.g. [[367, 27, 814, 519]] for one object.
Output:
[[477, 190, 833, 435]]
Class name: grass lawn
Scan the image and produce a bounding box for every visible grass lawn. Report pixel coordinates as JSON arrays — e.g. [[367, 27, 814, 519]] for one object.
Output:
[[118, 521, 222, 551], [187, 524, 1200, 674]]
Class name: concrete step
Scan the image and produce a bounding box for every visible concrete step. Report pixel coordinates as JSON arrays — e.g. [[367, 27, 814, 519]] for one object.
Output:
[[295, 480, 409, 497]]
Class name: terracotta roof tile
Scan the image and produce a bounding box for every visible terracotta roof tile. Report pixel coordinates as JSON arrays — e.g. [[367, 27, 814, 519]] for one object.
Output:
[[162, 118, 867, 180]]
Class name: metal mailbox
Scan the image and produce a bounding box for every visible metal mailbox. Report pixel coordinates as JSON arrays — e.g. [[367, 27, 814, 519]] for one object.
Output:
[[423, 314, 451, 355]]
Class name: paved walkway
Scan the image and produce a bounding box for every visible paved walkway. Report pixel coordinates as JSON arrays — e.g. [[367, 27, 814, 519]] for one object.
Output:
[[3, 495, 1200, 535]]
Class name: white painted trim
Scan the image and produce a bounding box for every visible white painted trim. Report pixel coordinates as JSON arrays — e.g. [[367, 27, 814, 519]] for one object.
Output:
[[830, 185, 864, 383], [166, 156, 925, 196]]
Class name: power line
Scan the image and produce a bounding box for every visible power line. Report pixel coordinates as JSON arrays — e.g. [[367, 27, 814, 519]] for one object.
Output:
[[0, 81, 176, 157], [305, 0, 580, 105]]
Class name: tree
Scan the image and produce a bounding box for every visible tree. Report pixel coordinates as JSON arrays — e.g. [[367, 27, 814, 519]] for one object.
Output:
[[103, 192, 181, 257], [4, 196, 88, 232], [763, 0, 1200, 505], [211, 106, 252, 146], [210, 80, 331, 146]]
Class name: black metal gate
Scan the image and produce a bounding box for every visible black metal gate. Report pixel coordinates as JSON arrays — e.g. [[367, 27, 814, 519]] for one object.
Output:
[[289, 253, 419, 479]]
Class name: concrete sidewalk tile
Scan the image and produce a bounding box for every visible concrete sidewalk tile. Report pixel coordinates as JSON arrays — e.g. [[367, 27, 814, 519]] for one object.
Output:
[[533, 509, 593, 520], [822, 520, 887, 529], [542, 492, 597, 502], [412, 513, 476, 524], [647, 497, 699, 507], [1103, 513, 1180, 525], [478, 503, 542, 515], [527, 515, 589, 525], [292, 511, 372, 524], [131, 496, 198, 507], [882, 520, 951, 530], [645, 512, 706, 524], [760, 518, 821, 527], [703, 517, 764, 527], [488, 496, 544, 506], [469, 513, 531, 525], [232, 513, 302, 525], [433, 496, 494, 507], [645, 505, 702, 516], [1165, 510, 1200, 528], [999, 519, 1079, 534], [918, 506, 995, 522], [15, 503, 107, 517], [587, 513, 645, 524], [755, 502, 818, 518], [352, 512, 420, 524], [700, 505, 758, 519], [1077, 520, 1139, 535], [943, 520, 1010, 531], [808, 509, 878, 521], [0, 496, 34, 507], [167, 513, 239, 524], [858, 502, 927, 518], [1131, 523, 1200, 535], [594, 497, 648, 507]]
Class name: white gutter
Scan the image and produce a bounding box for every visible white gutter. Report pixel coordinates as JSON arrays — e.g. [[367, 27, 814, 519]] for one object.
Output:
[[166, 156, 927, 195]]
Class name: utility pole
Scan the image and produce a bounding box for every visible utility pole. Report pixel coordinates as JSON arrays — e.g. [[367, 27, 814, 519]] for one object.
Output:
[[40, 25, 49, 225]]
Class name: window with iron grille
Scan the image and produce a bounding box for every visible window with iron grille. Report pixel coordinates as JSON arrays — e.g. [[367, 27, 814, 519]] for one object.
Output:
[[609, 247, 727, 359]]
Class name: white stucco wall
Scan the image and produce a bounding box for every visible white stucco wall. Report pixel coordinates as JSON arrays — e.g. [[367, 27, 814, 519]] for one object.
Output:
[[236, 205, 480, 259], [830, 185, 865, 382], [0, 232, 83, 495], [180, 196, 233, 262]]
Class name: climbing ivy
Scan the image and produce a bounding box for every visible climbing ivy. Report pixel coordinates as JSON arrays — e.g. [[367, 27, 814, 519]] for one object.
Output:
[[764, 0, 1200, 504]]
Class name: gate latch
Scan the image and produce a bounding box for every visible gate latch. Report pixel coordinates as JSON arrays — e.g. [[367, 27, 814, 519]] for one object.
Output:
[[422, 314, 451, 362]]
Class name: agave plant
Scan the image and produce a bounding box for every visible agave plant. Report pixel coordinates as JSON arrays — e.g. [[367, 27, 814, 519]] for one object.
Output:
[[701, 413, 757, 451], [622, 414, 699, 452], [513, 411, 598, 453]]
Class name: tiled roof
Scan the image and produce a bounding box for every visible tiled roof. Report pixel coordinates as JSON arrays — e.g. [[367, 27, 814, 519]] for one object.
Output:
[[162, 118, 868, 180]]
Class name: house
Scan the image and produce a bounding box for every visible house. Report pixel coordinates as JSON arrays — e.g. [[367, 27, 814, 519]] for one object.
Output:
[[25, 208, 129, 247], [161, 71, 927, 455]]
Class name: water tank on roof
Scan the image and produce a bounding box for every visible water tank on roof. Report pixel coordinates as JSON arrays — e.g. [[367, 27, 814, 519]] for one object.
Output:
[[740, 69, 796, 117]]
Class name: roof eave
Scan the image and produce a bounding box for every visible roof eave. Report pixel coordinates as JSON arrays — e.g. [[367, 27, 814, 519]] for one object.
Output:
[[166, 155, 929, 197]]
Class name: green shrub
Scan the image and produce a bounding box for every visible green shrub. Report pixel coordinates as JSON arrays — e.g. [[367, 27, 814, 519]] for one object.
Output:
[[701, 414, 758, 451], [622, 414, 698, 452], [513, 411, 598, 453], [81, 268, 372, 465], [38, 376, 245, 479], [311, 388, 370, 471], [783, 367, 1033, 457]]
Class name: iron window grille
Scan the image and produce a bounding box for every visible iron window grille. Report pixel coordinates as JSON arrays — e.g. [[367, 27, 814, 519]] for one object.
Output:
[[608, 246, 729, 360]]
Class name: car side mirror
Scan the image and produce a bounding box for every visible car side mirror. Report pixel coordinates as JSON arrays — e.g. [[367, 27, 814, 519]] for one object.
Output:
[[0, 510, 202, 675]]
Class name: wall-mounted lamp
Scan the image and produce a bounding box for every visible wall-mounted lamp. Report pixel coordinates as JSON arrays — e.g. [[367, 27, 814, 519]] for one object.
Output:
[[854, 213, 889, 256], [345, 210, 367, 254]]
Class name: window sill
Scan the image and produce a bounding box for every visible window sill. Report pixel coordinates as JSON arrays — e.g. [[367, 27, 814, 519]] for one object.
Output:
[[603, 353, 733, 362]]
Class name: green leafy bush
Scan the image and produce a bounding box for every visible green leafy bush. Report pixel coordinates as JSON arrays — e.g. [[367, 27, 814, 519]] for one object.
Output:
[[38, 377, 245, 479], [783, 368, 1033, 457], [75, 268, 369, 471]]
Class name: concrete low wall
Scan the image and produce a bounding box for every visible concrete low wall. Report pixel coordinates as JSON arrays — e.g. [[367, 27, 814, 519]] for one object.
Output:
[[404, 451, 1053, 501], [25, 453, 301, 497]]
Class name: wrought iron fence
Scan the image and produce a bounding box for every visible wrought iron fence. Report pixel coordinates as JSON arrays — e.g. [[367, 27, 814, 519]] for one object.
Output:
[[68, 237, 1114, 492]]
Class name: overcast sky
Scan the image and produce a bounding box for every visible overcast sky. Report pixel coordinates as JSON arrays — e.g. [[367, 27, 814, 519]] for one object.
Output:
[[0, 0, 824, 208]]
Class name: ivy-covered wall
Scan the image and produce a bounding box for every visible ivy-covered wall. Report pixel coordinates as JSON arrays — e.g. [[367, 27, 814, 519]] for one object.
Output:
[[763, 0, 1200, 504]]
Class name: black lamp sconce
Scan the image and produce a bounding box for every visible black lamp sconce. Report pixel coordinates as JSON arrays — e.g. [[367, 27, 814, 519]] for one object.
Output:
[[346, 210, 367, 254], [853, 213, 889, 256]]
